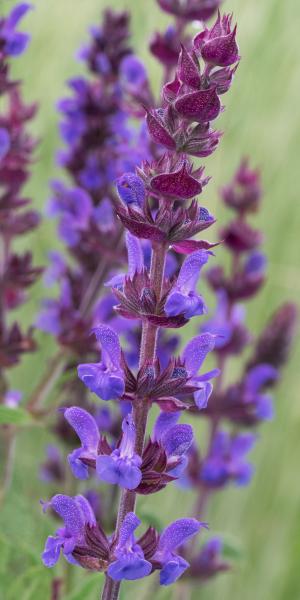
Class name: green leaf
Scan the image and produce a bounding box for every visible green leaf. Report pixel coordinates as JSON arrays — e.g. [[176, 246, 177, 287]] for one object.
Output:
[[0, 405, 34, 426], [7, 565, 51, 600], [65, 574, 103, 600]]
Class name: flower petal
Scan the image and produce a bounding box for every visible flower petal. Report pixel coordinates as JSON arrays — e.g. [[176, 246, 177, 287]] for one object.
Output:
[[183, 333, 216, 375], [64, 407, 100, 451], [159, 518, 203, 552], [162, 424, 193, 456]]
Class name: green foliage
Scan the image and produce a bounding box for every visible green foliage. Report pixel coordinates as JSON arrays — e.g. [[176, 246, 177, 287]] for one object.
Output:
[[0, 406, 34, 426], [0, 1, 299, 599]]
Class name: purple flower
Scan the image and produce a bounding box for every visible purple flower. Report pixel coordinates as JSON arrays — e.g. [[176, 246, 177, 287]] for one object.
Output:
[[47, 182, 92, 247], [0, 4, 32, 58], [41, 494, 96, 567], [153, 518, 205, 585], [189, 536, 230, 578], [43, 251, 66, 287], [202, 290, 236, 348], [108, 513, 152, 581], [105, 232, 144, 289], [40, 445, 65, 483], [121, 55, 147, 86], [117, 173, 145, 206], [0, 127, 11, 160], [64, 407, 100, 480], [244, 251, 267, 276], [92, 198, 115, 232], [202, 290, 248, 352], [243, 363, 278, 421], [183, 333, 219, 408], [36, 279, 72, 336], [77, 325, 125, 400], [165, 250, 209, 319], [4, 389, 22, 408], [96, 413, 142, 490], [154, 412, 193, 477], [201, 431, 256, 487]]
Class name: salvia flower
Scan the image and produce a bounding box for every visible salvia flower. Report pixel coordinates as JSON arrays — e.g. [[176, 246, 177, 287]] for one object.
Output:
[[64, 406, 100, 480], [153, 518, 206, 585], [42, 494, 96, 567], [0, 3, 32, 58], [200, 431, 256, 488], [96, 413, 142, 489], [153, 411, 193, 477], [77, 326, 125, 400], [165, 250, 209, 319], [183, 333, 219, 408], [108, 513, 152, 580], [188, 537, 230, 579], [117, 172, 146, 207]]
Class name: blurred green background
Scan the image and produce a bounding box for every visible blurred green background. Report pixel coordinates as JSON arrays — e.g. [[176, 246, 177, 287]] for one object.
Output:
[[0, 0, 299, 599]]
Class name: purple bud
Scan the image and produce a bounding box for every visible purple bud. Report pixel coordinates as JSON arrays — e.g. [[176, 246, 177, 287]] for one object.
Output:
[[151, 162, 204, 200], [194, 13, 239, 68], [177, 46, 201, 89], [157, 0, 221, 22], [146, 109, 176, 150], [175, 88, 221, 123]]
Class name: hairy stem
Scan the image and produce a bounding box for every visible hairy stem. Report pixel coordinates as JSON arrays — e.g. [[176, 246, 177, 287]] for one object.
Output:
[[101, 243, 167, 600]]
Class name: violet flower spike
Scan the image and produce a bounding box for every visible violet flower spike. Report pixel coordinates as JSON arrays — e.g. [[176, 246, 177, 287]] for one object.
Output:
[[77, 325, 125, 400], [96, 414, 143, 490]]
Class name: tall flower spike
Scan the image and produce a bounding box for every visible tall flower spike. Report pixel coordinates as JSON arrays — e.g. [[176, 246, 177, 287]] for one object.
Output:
[[165, 250, 209, 319], [96, 414, 142, 490], [153, 519, 205, 585], [108, 513, 152, 581], [77, 326, 125, 400]]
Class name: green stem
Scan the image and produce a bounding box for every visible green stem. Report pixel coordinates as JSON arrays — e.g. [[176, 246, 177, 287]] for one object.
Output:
[[101, 243, 167, 600]]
